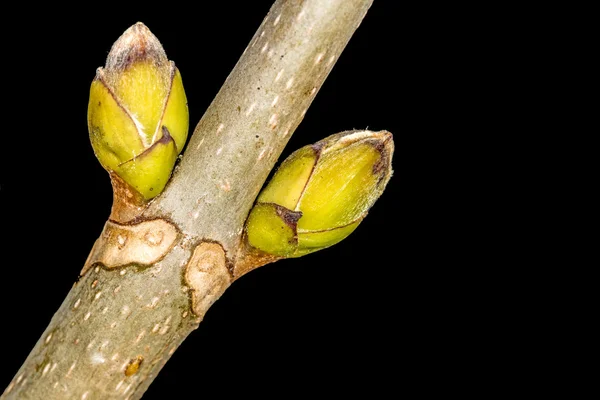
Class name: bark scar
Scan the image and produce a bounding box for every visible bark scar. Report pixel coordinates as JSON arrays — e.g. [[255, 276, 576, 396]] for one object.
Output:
[[184, 242, 231, 317], [80, 219, 179, 276]]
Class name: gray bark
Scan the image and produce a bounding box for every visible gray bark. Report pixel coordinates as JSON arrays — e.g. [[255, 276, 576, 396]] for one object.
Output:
[[2, 1, 374, 399]]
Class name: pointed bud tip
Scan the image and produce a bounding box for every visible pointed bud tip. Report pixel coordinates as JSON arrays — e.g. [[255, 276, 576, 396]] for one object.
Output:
[[318, 129, 394, 177], [105, 22, 168, 74], [365, 130, 394, 177]]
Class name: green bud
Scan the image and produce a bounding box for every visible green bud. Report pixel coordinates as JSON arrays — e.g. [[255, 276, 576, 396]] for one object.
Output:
[[88, 22, 189, 200], [246, 130, 394, 257]]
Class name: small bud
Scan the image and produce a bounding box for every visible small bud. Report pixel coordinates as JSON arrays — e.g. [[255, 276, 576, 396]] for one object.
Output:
[[88, 22, 188, 200], [246, 130, 394, 257]]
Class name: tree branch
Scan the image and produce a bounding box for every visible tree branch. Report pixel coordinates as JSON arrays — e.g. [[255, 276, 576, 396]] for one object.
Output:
[[2, 1, 374, 399]]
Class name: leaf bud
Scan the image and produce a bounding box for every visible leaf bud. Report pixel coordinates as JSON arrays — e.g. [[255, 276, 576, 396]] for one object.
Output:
[[246, 130, 394, 257], [88, 22, 188, 199]]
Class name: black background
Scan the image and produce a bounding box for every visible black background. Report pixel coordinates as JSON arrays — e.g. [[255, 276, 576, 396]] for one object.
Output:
[[0, 1, 493, 397]]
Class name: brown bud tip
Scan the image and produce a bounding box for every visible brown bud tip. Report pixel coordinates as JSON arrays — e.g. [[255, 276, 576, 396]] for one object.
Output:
[[105, 22, 168, 74], [369, 131, 394, 179]]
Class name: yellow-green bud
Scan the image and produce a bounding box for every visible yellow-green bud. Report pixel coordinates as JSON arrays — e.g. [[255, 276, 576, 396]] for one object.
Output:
[[88, 22, 188, 200], [246, 130, 394, 257]]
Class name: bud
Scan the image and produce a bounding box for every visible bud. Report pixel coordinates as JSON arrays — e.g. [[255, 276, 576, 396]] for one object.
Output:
[[245, 130, 394, 257], [88, 22, 188, 200]]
